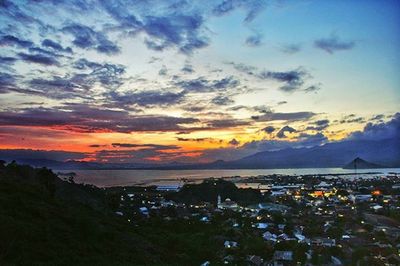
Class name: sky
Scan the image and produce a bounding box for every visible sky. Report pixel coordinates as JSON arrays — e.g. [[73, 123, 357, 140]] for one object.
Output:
[[0, 0, 399, 164]]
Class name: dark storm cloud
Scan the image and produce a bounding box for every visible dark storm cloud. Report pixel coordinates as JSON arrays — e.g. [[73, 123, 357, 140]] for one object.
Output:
[[0, 35, 33, 48], [252, 111, 316, 122], [0, 104, 199, 133], [62, 23, 120, 55], [42, 39, 73, 54], [314, 35, 355, 54], [276, 125, 296, 138]]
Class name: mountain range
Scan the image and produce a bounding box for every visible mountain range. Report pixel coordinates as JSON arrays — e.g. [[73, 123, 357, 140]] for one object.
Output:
[[4, 137, 399, 170]]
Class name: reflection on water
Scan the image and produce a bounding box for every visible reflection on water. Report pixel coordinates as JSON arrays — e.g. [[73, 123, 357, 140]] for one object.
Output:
[[58, 168, 400, 187]]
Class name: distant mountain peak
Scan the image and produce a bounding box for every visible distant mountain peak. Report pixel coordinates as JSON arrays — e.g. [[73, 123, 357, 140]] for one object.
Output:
[[343, 157, 384, 169]]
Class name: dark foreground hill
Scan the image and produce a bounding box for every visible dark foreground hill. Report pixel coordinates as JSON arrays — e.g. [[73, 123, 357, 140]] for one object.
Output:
[[0, 162, 221, 265]]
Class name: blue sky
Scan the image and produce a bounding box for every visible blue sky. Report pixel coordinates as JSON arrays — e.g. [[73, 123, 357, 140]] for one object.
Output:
[[0, 0, 399, 163]]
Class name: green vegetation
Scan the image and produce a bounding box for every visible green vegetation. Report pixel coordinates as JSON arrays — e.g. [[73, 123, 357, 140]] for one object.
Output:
[[167, 178, 265, 205], [0, 162, 232, 265]]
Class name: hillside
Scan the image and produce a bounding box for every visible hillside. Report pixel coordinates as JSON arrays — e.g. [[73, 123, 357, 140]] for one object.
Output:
[[0, 162, 221, 265]]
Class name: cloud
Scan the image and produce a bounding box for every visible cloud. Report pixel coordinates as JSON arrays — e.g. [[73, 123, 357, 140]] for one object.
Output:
[[0, 149, 86, 162], [258, 68, 309, 92], [281, 44, 301, 54], [176, 76, 240, 93], [111, 143, 179, 150], [72, 58, 102, 70], [349, 113, 399, 141], [0, 72, 17, 93], [340, 116, 365, 124], [0, 104, 200, 133], [229, 138, 240, 146], [62, 23, 120, 55], [0, 56, 17, 64], [212, 0, 268, 23], [107, 90, 186, 107], [306, 119, 330, 131], [245, 33, 263, 47], [158, 65, 168, 76], [206, 118, 251, 129], [42, 39, 73, 54], [177, 137, 209, 142], [211, 95, 235, 105], [314, 35, 355, 54], [252, 111, 316, 122], [227, 62, 311, 93], [370, 114, 385, 121], [18, 52, 60, 66], [276, 125, 296, 138], [181, 63, 194, 74], [262, 125, 276, 134], [304, 84, 321, 93], [0, 35, 33, 48]]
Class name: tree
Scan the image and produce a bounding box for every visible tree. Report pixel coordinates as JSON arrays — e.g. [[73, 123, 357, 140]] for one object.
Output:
[[36, 167, 56, 198]]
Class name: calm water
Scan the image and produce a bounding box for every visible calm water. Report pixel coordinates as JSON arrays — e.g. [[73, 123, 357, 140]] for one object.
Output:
[[59, 168, 400, 187]]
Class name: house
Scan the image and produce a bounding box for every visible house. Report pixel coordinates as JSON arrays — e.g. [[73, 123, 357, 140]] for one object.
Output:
[[247, 255, 263, 266], [263, 231, 277, 242], [272, 251, 293, 265], [139, 207, 149, 216], [224, 240, 238, 248], [218, 196, 239, 210], [312, 237, 336, 247], [294, 233, 306, 242], [200, 216, 210, 222], [256, 222, 269, 229], [156, 184, 181, 192]]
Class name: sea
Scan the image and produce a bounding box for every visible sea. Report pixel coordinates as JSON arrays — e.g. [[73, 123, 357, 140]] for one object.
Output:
[[58, 168, 400, 188]]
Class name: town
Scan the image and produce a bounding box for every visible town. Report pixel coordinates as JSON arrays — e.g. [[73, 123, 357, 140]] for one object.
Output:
[[107, 172, 400, 265]]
